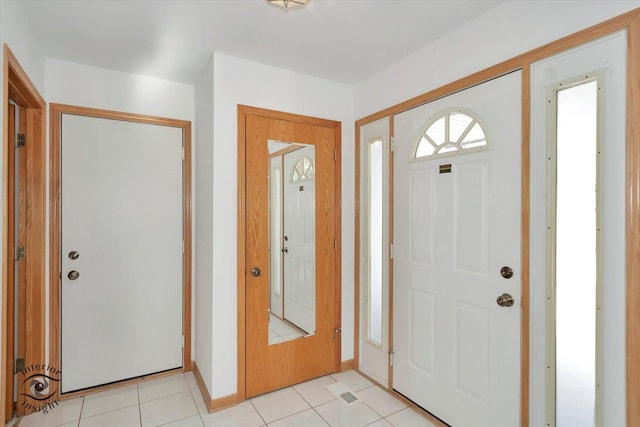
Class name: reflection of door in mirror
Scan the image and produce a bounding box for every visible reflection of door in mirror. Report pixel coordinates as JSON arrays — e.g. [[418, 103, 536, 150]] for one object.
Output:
[[283, 147, 316, 334], [268, 143, 316, 342]]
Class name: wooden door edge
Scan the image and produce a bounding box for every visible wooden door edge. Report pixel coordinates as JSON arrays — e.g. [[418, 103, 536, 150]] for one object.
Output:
[[1, 44, 46, 422], [236, 105, 343, 403]]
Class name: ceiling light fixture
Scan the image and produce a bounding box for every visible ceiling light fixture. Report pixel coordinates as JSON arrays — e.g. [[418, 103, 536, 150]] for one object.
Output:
[[266, 0, 310, 11]]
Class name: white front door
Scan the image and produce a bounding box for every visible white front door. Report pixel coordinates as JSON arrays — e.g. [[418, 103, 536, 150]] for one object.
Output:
[[283, 147, 316, 334], [60, 113, 184, 393], [392, 71, 522, 426]]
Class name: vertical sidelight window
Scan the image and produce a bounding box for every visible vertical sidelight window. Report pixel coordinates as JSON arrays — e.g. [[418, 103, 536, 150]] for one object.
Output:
[[549, 77, 600, 426], [367, 138, 384, 346]]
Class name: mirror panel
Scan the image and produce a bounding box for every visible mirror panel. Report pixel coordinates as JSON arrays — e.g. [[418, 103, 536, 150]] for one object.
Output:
[[268, 140, 316, 345]]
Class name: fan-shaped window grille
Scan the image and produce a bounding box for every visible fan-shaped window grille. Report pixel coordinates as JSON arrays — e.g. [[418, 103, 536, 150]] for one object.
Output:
[[290, 155, 315, 182], [415, 109, 488, 159]]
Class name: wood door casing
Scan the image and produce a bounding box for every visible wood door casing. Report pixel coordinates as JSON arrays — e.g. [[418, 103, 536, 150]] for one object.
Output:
[[244, 111, 339, 398]]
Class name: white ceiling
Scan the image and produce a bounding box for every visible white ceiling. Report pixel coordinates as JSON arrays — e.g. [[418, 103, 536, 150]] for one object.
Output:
[[17, 0, 503, 85]]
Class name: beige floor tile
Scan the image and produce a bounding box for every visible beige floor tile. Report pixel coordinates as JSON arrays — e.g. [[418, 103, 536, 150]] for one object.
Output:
[[250, 387, 310, 424], [314, 399, 381, 427], [357, 386, 406, 417], [81, 384, 139, 418], [384, 408, 437, 427], [293, 376, 337, 407], [140, 391, 198, 426], [17, 397, 83, 427], [139, 375, 190, 403], [79, 405, 140, 427], [329, 371, 373, 392], [200, 401, 263, 427], [267, 408, 328, 427], [158, 415, 204, 426]]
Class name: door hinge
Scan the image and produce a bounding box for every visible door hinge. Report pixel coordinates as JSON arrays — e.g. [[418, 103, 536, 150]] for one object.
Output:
[[182, 335, 185, 348], [15, 133, 25, 148], [389, 350, 395, 366], [182, 146, 185, 160], [14, 245, 25, 261], [334, 328, 341, 340], [389, 243, 394, 259], [13, 358, 25, 374], [390, 136, 396, 152]]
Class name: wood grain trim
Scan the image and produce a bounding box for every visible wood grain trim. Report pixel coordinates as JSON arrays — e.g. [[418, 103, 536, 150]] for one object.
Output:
[[520, 63, 531, 427], [3, 103, 15, 422], [236, 105, 247, 402], [353, 116, 361, 373], [0, 45, 8, 425], [387, 115, 395, 390], [192, 362, 214, 412], [340, 359, 354, 372], [4, 46, 45, 109], [49, 105, 61, 399], [626, 14, 640, 427], [183, 122, 193, 371], [334, 122, 343, 372], [49, 103, 193, 398], [2, 44, 46, 421], [195, 361, 241, 413], [237, 104, 341, 128]]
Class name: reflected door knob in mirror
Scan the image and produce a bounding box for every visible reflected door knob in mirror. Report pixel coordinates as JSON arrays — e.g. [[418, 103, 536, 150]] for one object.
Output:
[[281, 247, 288, 253], [251, 267, 262, 277]]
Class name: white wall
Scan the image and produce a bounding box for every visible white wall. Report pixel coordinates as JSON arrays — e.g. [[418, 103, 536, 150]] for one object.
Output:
[[207, 52, 355, 399], [194, 55, 215, 394], [46, 59, 194, 121], [355, 1, 640, 119]]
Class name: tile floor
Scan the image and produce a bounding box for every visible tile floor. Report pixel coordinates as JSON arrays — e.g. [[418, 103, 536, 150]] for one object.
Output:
[[268, 314, 306, 345], [6, 370, 436, 427]]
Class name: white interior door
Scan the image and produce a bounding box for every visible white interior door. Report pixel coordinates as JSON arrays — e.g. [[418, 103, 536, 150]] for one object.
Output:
[[392, 71, 522, 426], [61, 114, 184, 393], [283, 147, 316, 334], [270, 155, 284, 318]]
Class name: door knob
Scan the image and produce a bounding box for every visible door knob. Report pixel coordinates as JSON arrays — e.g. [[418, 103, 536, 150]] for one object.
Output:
[[68, 270, 80, 280], [496, 293, 514, 307], [68, 251, 80, 260], [500, 266, 513, 279], [251, 267, 262, 277]]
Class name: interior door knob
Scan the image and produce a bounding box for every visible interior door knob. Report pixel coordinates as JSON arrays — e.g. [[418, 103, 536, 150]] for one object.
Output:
[[68, 250, 80, 260], [68, 270, 80, 280], [500, 266, 513, 279], [251, 267, 262, 277], [496, 293, 514, 307]]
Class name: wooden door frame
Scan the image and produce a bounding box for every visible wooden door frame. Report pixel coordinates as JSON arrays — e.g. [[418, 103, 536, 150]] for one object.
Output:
[[49, 103, 193, 399], [354, 8, 640, 427], [1, 44, 46, 422], [237, 104, 342, 405]]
